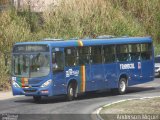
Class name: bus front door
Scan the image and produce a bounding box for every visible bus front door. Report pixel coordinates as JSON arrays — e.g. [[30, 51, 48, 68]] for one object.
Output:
[[52, 49, 66, 95]]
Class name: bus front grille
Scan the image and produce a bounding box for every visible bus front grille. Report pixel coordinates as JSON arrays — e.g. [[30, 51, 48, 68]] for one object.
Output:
[[23, 89, 37, 93]]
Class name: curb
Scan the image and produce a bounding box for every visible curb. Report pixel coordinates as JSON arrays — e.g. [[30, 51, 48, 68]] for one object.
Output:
[[0, 95, 22, 101], [0, 91, 22, 101], [95, 96, 160, 120]]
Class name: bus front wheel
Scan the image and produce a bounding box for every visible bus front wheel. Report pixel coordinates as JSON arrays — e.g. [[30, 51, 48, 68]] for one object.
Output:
[[67, 83, 77, 101], [118, 78, 127, 94]]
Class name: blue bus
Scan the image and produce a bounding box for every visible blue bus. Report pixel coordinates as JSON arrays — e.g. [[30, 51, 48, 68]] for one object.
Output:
[[11, 36, 154, 101]]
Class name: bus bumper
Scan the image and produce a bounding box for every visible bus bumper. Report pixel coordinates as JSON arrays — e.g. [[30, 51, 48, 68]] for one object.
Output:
[[12, 85, 54, 97]]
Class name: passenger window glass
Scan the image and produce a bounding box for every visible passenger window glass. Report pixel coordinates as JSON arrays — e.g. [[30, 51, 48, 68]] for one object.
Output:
[[128, 44, 141, 61], [65, 48, 77, 66], [103, 45, 116, 63], [141, 43, 151, 52], [116, 45, 129, 62], [141, 43, 152, 60], [52, 50, 64, 72], [90, 46, 103, 64], [77, 47, 90, 65]]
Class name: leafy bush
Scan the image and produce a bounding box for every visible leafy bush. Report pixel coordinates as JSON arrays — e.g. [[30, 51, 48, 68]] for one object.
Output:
[[43, 0, 145, 38]]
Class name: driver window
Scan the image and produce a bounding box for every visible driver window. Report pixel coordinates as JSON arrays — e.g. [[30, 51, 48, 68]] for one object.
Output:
[[52, 50, 64, 72]]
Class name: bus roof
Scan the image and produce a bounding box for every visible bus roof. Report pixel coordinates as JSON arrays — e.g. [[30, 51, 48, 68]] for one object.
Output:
[[15, 36, 152, 47]]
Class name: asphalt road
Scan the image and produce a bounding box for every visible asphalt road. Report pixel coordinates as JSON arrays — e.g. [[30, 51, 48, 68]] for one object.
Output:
[[0, 78, 160, 120]]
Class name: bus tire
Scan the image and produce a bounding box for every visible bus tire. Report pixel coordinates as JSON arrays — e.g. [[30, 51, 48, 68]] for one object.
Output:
[[33, 96, 41, 102], [67, 83, 77, 101], [118, 78, 127, 94]]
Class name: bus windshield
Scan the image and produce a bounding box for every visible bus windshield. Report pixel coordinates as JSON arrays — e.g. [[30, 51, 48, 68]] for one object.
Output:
[[12, 53, 50, 78]]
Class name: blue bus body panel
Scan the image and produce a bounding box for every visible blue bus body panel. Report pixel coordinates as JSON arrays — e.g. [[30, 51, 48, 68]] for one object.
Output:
[[15, 37, 152, 47], [103, 63, 118, 88], [141, 60, 154, 82], [90, 64, 105, 90], [12, 36, 154, 97], [12, 75, 55, 96]]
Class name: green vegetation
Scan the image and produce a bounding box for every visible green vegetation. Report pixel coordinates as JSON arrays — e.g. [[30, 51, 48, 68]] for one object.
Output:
[[1, 0, 160, 90], [100, 97, 160, 120]]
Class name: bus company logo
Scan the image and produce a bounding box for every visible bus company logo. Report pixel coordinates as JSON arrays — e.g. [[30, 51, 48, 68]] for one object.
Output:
[[120, 63, 135, 70], [66, 69, 79, 77]]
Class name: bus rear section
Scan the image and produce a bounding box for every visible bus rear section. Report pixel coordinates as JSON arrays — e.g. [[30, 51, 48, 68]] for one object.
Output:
[[116, 43, 154, 87]]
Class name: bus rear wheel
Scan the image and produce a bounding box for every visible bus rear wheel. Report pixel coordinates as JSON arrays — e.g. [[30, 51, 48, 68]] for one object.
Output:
[[33, 96, 41, 102], [118, 78, 127, 94], [67, 83, 77, 101]]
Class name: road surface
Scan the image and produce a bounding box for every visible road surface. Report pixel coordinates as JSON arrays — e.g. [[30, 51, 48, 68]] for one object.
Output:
[[0, 78, 160, 120]]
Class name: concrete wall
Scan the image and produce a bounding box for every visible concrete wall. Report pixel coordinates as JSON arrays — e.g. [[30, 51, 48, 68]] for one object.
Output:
[[13, 0, 59, 12]]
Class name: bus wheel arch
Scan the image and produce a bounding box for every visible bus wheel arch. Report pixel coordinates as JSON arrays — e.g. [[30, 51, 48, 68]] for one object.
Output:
[[118, 74, 128, 94], [67, 79, 78, 101]]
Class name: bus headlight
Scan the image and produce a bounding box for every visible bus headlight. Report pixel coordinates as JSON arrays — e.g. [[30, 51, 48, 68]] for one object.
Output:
[[40, 79, 52, 88], [12, 80, 20, 88]]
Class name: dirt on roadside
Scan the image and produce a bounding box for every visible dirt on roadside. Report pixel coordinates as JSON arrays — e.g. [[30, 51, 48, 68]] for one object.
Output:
[[0, 91, 14, 100]]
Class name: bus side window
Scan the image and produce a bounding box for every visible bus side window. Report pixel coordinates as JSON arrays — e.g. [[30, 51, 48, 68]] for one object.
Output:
[[65, 48, 77, 66], [77, 47, 90, 65], [128, 44, 141, 61], [140, 43, 152, 60], [103, 45, 116, 63], [90, 46, 103, 64], [116, 44, 129, 62], [52, 51, 64, 72]]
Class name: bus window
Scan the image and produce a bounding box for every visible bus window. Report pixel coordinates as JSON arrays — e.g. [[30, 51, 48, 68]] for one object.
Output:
[[52, 51, 64, 72], [90, 46, 103, 64], [65, 48, 77, 66], [77, 47, 90, 65], [103, 45, 116, 63], [140, 43, 152, 60], [128, 44, 141, 61], [116, 44, 129, 62], [12, 54, 30, 77]]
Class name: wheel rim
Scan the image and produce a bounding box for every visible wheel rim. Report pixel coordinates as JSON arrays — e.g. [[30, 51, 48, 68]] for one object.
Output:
[[120, 81, 126, 92], [69, 87, 73, 97]]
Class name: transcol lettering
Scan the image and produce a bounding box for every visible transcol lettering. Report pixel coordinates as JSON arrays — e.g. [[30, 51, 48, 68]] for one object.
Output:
[[120, 63, 135, 70]]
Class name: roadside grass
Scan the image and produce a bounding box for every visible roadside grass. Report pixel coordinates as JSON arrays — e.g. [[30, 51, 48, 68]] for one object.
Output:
[[0, 75, 10, 91], [100, 97, 160, 119], [155, 44, 160, 56], [0, 63, 11, 91], [43, 0, 146, 38]]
